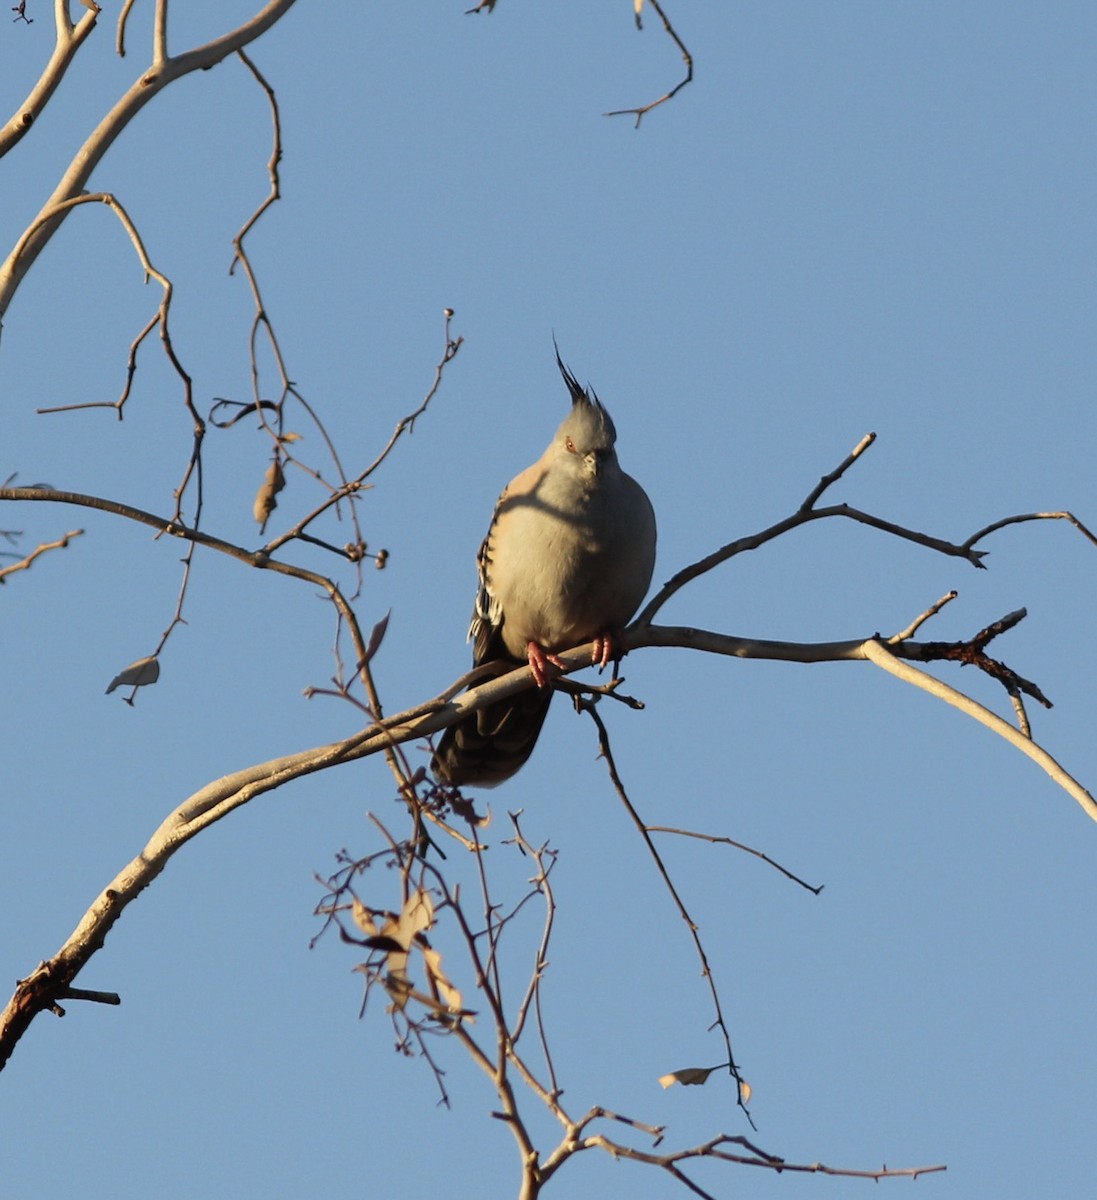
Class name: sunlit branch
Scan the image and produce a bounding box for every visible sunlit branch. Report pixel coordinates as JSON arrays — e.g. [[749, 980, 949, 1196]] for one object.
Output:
[[861, 638, 1097, 822], [0, 528, 83, 583], [0, 0, 101, 159], [0, 0, 299, 328], [14, 193, 168, 419], [152, 0, 168, 67], [963, 509, 1097, 552], [115, 0, 136, 55]]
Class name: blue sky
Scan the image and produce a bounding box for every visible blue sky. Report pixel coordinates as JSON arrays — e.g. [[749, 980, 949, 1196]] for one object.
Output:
[[3, 3, 1096, 1198]]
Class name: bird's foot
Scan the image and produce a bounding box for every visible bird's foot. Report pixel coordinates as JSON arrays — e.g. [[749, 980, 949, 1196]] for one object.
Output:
[[527, 641, 568, 688], [591, 631, 624, 672]]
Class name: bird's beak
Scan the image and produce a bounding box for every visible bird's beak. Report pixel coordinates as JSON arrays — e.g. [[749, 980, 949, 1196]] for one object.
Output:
[[584, 449, 609, 478]]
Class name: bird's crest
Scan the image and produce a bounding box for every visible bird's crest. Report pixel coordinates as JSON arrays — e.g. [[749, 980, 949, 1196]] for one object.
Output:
[[553, 341, 616, 444]]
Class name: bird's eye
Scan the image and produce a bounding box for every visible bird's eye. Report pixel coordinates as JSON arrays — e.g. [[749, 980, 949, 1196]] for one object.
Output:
[[565, 436, 577, 454]]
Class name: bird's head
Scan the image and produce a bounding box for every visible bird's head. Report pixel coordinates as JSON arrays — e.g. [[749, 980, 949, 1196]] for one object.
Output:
[[552, 348, 618, 482]]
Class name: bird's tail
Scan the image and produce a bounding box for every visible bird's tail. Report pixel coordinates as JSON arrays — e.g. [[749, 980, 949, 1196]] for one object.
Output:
[[431, 689, 553, 788]]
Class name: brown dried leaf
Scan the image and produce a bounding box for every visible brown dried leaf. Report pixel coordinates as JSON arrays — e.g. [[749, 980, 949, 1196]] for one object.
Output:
[[423, 945, 463, 1011], [253, 459, 285, 531], [658, 1066, 715, 1089], [361, 612, 390, 665], [351, 897, 378, 937], [379, 888, 434, 950], [383, 956, 413, 1010], [371, 890, 438, 1012]]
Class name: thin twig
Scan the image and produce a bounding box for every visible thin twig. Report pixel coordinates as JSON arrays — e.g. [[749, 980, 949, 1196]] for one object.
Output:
[[55, 986, 120, 1007], [800, 431, 876, 510], [0, 529, 82, 583], [964, 510, 1097, 552], [605, 0, 693, 128], [0, 1, 100, 159], [888, 590, 957, 643], [580, 701, 753, 1121], [115, 0, 136, 55], [647, 826, 823, 894], [505, 815, 561, 1097], [636, 436, 1097, 631], [0, 0, 301, 321], [27, 193, 169, 420]]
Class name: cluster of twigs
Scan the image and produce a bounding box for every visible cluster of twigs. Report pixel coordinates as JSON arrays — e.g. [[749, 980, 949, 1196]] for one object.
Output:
[[312, 804, 946, 1196], [312, 782, 945, 1195]]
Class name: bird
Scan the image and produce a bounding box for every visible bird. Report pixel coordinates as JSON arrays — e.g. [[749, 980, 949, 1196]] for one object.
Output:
[[431, 350, 657, 788]]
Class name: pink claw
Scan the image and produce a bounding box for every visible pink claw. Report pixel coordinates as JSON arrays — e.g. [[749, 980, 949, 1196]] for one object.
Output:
[[591, 632, 621, 671], [527, 641, 568, 688]]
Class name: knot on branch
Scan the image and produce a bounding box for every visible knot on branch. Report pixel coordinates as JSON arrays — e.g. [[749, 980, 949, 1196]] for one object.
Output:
[[915, 609, 1052, 709], [9, 959, 120, 1035]]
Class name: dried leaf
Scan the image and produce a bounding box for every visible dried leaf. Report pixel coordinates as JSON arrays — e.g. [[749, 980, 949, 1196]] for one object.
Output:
[[351, 897, 378, 937], [361, 612, 390, 666], [378, 888, 434, 951], [740, 1079, 752, 1103], [634, 0, 644, 29], [361, 934, 405, 953], [365, 889, 439, 1013], [446, 792, 492, 827], [383, 958, 413, 1010], [423, 945, 463, 1011], [105, 655, 160, 695], [658, 1066, 715, 1089], [253, 459, 285, 531]]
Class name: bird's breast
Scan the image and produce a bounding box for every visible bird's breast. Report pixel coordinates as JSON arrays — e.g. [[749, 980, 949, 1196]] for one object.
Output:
[[489, 475, 655, 657]]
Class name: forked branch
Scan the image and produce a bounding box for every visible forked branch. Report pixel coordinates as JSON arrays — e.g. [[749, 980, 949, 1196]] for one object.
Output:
[[605, 0, 694, 127], [314, 814, 943, 1197], [0, 0, 102, 159], [0, 0, 299, 325]]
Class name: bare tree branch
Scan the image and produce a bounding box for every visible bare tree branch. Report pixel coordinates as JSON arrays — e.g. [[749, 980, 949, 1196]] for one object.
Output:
[[963, 509, 1097, 552], [29, 191, 174, 418], [581, 700, 753, 1119], [115, 0, 136, 55], [556, 1128, 945, 1191], [0, 0, 101, 159], [0, 527, 82, 583], [605, 0, 694, 127], [861, 638, 1097, 821], [647, 825, 824, 894], [3, 475, 1093, 818], [315, 815, 944, 1197], [0, 0, 299, 328]]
